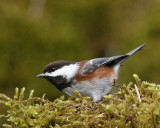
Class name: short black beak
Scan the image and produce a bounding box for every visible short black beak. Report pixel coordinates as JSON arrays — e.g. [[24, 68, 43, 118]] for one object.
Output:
[[36, 73, 46, 78]]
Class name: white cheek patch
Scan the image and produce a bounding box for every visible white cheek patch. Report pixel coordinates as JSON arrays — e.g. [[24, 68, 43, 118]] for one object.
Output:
[[44, 64, 79, 80]]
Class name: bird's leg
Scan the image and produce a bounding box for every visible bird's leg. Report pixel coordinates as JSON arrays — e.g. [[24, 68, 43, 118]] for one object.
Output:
[[112, 79, 121, 88], [113, 79, 116, 86]]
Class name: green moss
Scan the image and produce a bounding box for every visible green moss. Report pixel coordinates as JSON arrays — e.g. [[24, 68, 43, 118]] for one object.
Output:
[[1, 74, 160, 127]]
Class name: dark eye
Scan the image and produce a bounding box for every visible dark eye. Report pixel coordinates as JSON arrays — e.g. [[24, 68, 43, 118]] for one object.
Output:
[[49, 68, 56, 72]]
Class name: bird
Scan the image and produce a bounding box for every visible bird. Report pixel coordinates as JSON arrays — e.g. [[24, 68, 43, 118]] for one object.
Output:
[[37, 44, 145, 102]]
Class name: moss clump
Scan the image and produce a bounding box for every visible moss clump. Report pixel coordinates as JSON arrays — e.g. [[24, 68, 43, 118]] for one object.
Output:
[[1, 74, 160, 127]]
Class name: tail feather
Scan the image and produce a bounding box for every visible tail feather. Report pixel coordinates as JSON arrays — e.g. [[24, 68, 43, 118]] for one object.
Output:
[[119, 44, 145, 64], [127, 44, 145, 56]]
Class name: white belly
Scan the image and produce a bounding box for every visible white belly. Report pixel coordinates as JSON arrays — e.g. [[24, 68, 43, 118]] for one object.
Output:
[[62, 77, 114, 102]]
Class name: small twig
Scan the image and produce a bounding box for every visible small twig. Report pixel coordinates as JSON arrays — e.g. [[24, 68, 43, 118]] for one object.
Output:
[[0, 93, 12, 101], [134, 84, 141, 103], [42, 94, 46, 100]]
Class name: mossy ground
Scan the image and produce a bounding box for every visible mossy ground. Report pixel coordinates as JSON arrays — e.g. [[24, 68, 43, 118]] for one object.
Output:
[[1, 74, 160, 128]]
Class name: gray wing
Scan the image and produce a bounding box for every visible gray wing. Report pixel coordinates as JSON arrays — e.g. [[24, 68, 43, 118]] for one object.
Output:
[[79, 44, 145, 75], [79, 55, 128, 75]]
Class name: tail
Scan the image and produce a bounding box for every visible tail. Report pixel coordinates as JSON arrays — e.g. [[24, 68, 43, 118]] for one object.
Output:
[[119, 44, 145, 64]]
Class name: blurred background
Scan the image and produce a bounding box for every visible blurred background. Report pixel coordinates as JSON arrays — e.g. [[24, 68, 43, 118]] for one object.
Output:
[[1, 0, 160, 125]]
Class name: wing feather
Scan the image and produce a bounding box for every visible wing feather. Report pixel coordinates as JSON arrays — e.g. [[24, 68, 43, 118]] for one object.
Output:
[[79, 44, 145, 75], [79, 55, 128, 75]]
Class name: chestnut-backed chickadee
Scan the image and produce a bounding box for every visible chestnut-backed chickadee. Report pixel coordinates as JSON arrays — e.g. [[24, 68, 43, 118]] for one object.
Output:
[[37, 44, 145, 102]]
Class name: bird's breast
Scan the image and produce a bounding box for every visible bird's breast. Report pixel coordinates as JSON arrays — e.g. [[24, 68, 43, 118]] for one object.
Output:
[[62, 66, 117, 102]]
